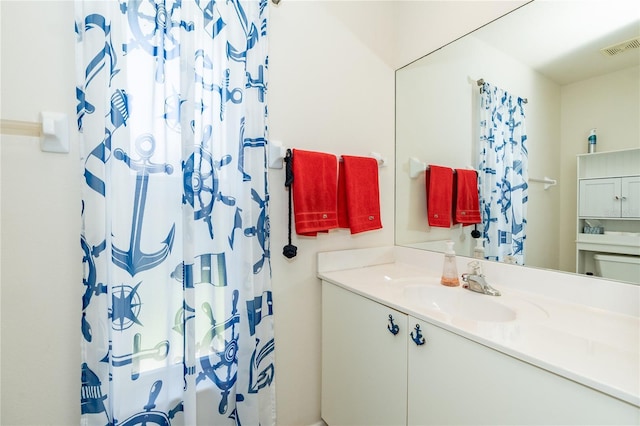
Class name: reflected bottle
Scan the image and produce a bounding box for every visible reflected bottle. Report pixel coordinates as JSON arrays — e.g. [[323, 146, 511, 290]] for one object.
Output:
[[473, 238, 485, 259], [441, 241, 460, 287], [588, 128, 597, 153]]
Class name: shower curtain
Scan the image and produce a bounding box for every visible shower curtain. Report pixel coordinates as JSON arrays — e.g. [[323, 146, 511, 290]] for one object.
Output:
[[77, 1, 275, 424], [478, 81, 528, 264]]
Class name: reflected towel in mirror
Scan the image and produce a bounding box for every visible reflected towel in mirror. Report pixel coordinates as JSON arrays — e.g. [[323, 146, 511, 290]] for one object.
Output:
[[426, 165, 453, 228], [453, 169, 481, 225]]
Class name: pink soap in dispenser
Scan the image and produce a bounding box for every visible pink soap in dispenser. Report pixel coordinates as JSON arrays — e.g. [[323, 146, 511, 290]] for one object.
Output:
[[441, 241, 460, 287]]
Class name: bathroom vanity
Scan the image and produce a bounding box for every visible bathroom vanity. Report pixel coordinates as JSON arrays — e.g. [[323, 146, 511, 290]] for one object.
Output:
[[318, 246, 639, 425]]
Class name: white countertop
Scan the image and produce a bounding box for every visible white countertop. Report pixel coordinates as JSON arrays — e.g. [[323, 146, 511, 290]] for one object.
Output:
[[317, 246, 640, 408]]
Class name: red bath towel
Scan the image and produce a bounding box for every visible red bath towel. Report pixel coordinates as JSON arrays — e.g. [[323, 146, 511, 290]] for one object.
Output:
[[338, 155, 382, 234], [292, 149, 339, 235], [453, 169, 481, 225], [426, 165, 453, 228]]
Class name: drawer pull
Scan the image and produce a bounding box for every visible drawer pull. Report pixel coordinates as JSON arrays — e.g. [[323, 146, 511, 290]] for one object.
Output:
[[411, 324, 426, 345], [387, 314, 400, 335]]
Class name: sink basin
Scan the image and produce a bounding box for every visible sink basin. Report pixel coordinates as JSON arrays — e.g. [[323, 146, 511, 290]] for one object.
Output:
[[403, 284, 517, 322]]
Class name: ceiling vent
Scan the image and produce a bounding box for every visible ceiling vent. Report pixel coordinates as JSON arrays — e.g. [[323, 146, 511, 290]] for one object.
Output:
[[600, 37, 640, 57]]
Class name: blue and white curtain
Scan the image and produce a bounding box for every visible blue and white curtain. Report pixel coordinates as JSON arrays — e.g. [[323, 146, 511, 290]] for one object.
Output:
[[478, 82, 528, 264], [76, 1, 275, 424]]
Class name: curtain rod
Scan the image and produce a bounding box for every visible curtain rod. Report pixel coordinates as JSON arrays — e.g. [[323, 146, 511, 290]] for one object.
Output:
[[476, 78, 528, 104]]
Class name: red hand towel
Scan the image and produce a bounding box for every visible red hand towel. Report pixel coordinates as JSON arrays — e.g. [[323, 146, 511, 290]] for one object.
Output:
[[453, 169, 481, 225], [337, 155, 382, 234], [292, 149, 339, 235], [426, 165, 453, 228]]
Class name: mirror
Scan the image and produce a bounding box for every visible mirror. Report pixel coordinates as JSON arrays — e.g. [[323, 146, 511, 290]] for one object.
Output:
[[395, 0, 640, 282]]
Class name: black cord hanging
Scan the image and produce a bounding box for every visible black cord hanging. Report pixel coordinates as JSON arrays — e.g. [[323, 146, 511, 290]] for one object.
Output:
[[471, 224, 481, 239], [471, 170, 482, 239], [282, 149, 297, 258]]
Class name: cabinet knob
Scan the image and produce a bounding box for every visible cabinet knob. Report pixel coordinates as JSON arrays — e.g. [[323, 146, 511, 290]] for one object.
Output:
[[411, 324, 426, 346], [387, 314, 400, 335]]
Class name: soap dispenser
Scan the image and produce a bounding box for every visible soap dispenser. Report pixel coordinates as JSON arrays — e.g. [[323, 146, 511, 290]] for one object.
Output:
[[441, 241, 460, 287]]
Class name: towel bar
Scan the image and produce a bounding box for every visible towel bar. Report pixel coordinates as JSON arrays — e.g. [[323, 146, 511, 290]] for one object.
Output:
[[268, 140, 386, 169], [0, 112, 70, 153], [410, 158, 557, 190], [408, 157, 475, 179], [529, 176, 557, 190]]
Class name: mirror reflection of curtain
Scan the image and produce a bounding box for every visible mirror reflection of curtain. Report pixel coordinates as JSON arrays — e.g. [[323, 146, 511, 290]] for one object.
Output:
[[76, 1, 275, 424], [478, 82, 528, 264]]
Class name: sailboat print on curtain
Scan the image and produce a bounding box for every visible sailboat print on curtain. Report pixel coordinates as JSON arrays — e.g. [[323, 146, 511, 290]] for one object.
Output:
[[478, 81, 528, 265], [77, 1, 275, 424]]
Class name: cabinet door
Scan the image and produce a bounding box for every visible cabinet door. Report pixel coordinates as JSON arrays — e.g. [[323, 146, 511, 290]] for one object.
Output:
[[407, 317, 639, 425], [621, 176, 640, 218], [322, 283, 408, 426], [579, 178, 620, 217]]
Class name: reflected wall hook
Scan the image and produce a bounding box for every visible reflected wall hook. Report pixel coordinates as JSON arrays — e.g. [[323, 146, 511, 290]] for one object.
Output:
[[529, 176, 557, 190]]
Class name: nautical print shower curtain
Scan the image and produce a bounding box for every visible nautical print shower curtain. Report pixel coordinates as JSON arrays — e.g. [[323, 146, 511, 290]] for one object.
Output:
[[478, 81, 528, 264], [77, 1, 275, 424]]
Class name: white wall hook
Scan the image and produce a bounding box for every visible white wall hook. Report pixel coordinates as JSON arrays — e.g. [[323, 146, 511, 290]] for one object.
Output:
[[40, 112, 69, 153], [369, 151, 387, 167], [268, 139, 287, 169], [409, 157, 426, 178]]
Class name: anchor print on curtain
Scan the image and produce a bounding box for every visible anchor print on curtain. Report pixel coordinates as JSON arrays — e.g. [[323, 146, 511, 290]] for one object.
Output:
[[76, 1, 275, 424], [478, 81, 528, 265]]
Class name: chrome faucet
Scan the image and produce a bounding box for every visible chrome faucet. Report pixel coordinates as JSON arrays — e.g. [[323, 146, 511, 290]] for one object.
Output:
[[461, 261, 501, 296]]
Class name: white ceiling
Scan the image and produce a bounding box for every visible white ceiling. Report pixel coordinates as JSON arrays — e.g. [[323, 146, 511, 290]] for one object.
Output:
[[472, 0, 640, 85]]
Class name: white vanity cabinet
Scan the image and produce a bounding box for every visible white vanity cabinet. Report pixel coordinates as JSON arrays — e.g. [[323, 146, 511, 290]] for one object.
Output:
[[407, 317, 637, 425], [322, 280, 640, 426], [321, 282, 409, 426]]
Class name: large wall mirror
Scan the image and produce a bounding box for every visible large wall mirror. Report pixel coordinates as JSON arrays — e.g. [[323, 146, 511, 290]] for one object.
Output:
[[395, 0, 640, 282]]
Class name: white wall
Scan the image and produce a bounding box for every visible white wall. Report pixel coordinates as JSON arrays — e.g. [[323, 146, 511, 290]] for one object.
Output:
[[1, 1, 81, 424], [0, 1, 523, 425], [268, 3, 397, 424], [393, 0, 527, 69]]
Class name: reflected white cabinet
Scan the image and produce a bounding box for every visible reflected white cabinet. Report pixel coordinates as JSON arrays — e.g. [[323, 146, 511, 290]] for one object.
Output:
[[623, 176, 640, 217], [579, 176, 640, 218], [321, 282, 408, 426], [575, 149, 640, 275], [323, 281, 640, 425]]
